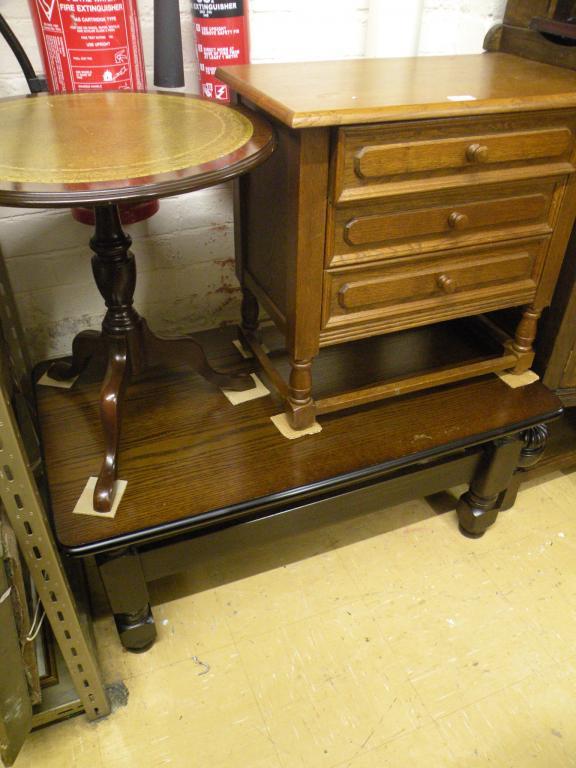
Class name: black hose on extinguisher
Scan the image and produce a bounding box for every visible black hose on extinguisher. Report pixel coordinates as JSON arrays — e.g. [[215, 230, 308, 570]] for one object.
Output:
[[0, 13, 47, 93]]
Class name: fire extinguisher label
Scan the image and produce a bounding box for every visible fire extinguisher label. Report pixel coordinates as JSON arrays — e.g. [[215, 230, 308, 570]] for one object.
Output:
[[192, 1, 245, 19], [192, 0, 249, 103], [28, 0, 146, 93]]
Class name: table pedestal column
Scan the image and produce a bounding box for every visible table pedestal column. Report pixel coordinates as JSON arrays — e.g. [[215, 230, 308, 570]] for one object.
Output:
[[51, 203, 254, 512]]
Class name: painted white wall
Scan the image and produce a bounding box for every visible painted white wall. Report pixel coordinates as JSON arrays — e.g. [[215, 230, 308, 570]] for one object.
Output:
[[0, 0, 505, 362]]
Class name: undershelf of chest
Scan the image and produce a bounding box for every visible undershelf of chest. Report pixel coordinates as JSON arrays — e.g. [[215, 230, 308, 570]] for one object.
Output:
[[256, 315, 520, 405]]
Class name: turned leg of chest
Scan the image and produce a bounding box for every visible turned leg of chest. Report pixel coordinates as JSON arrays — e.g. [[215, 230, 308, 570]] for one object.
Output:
[[287, 358, 316, 429], [511, 305, 542, 373]]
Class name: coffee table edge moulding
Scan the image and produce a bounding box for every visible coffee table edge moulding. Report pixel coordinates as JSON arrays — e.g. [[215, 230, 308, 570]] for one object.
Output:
[[51, 398, 565, 557], [216, 53, 576, 128], [0, 91, 276, 207], [36, 365, 562, 558]]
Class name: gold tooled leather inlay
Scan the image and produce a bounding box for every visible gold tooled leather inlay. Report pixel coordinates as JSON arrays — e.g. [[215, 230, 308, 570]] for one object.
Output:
[[0, 93, 254, 184]]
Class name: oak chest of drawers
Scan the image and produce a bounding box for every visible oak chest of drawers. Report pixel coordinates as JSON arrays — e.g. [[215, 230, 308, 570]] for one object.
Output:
[[218, 53, 576, 429]]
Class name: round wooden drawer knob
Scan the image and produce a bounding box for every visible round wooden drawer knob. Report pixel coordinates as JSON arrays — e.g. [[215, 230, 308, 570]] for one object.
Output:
[[466, 143, 489, 163], [437, 274, 457, 294], [448, 211, 469, 230]]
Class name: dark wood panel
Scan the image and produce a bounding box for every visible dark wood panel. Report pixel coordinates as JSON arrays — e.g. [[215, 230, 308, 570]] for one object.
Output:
[[139, 451, 483, 583], [36, 326, 561, 554], [503, 0, 550, 27], [537, 222, 576, 389], [237, 116, 293, 319]]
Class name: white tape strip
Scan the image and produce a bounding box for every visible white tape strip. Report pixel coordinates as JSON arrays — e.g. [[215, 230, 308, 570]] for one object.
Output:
[[0, 587, 12, 605], [498, 370, 540, 389], [271, 413, 322, 439], [232, 339, 271, 359], [73, 477, 128, 519], [38, 370, 79, 389], [221, 374, 270, 405]]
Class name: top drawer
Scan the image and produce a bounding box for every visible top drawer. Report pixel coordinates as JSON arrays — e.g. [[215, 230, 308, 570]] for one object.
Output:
[[333, 112, 576, 203]]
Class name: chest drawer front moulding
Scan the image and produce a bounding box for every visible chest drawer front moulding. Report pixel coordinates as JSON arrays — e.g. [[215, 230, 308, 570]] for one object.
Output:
[[328, 178, 560, 267], [218, 53, 576, 430], [334, 111, 576, 203], [342, 192, 548, 245], [322, 238, 548, 343]]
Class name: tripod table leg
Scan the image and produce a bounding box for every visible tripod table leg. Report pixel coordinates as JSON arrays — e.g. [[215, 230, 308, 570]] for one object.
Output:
[[94, 337, 129, 513], [141, 320, 254, 392], [49, 329, 103, 380]]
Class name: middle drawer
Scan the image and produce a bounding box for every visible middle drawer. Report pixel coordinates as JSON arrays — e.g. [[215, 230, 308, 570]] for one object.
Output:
[[326, 179, 561, 268]]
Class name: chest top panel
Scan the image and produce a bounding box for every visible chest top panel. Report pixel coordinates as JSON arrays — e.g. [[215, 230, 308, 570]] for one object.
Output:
[[217, 53, 576, 128]]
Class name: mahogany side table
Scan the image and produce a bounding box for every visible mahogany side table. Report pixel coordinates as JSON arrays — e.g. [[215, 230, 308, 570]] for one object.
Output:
[[0, 91, 274, 511]]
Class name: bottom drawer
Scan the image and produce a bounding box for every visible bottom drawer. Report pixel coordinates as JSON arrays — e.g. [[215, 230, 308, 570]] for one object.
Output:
[[321, 238, 548, 340]]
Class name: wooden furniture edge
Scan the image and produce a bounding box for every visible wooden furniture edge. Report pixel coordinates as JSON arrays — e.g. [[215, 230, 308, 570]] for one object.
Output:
[[57, 387, 562, 558], [217, 54, 576, 129]]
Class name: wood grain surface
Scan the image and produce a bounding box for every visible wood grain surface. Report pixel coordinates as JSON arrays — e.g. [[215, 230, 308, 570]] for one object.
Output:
[[36, 326, 561, 554], [333, 110, 576, 204], [329, 181, 555, 267], [217, 54, 576, 128], [320, 239, 548, 345]]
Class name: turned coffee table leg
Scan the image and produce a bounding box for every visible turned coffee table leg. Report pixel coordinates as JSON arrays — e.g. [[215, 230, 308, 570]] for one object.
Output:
[[96, 549, 156, 653], [498, 424, 551, 511], [457, 434, 524, 537]]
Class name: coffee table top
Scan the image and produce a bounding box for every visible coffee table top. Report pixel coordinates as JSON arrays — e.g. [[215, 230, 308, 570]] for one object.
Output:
[[35, 325, 562, 557], [0, 91, 274, 208]]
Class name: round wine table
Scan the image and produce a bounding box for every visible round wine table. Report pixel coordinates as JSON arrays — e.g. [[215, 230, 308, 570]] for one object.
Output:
[[0, 91, 275, 512]]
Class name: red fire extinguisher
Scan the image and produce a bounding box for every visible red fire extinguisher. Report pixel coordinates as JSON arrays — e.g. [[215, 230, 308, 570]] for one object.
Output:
[[27, 0, 157, 224], [192, 0, 250, 103], [27, 0, 146, 93]]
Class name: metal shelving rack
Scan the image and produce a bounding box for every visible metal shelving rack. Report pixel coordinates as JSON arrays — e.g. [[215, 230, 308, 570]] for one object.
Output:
[[0, 254, 110, 728], [0, 11, 110, 755]]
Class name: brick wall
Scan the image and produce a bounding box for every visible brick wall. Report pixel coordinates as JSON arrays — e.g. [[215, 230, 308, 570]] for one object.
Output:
[[0, 0, 504, 362]]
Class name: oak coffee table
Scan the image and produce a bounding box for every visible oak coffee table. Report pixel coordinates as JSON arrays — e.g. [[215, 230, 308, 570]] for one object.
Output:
[[35, 326, 561, 651]]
